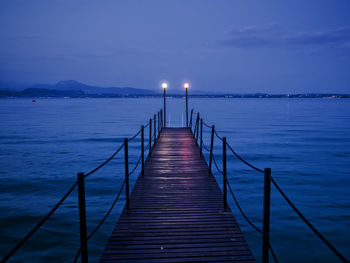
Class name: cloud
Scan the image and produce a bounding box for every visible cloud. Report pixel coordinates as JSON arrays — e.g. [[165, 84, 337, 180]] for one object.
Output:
[[219, 25, 350, 51]]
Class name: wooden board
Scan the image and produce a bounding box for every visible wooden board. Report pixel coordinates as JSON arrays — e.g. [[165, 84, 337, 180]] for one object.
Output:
[[99, 128, 255, 263]]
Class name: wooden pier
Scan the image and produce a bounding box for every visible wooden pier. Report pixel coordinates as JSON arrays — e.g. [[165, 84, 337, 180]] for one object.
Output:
[[99, 128, 255, 263]]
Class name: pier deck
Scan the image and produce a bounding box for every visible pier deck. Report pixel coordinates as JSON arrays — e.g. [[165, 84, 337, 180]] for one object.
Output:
[[99, 128, 255, 263]]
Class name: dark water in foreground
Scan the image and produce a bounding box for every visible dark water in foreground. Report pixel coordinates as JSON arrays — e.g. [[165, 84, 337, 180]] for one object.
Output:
[[0, 98, 349, 262]]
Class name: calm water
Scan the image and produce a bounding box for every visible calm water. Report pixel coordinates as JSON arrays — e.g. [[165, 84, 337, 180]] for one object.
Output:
[[0, 98, 349, 262]]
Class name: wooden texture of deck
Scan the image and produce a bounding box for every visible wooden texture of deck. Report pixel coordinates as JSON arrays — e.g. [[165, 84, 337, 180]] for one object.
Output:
[[100, 128, 255, 263]]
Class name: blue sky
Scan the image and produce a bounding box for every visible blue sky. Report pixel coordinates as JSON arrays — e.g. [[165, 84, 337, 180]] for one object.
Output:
[[0, 0, 349, 93]]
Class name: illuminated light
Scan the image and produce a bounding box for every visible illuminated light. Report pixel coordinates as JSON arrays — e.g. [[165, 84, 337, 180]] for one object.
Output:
[[162, 83, 168, 89], [184, 83, 189, 89]]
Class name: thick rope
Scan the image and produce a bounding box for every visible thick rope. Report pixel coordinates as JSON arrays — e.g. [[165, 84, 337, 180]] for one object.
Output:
[[226, 179, 262, 234], [1, 181, 78, 263], [226, 179, 279, 263], [128, 128, 142, 142], [226, 142, 264, 174], [202, 141, 211, 152], [73, 180, 126, 263], [213, 128, 223, 141], [128, 155, 142, 176], [202, 120, 212, 129], [212, 154, 223, 175], [84, 143, 124, 178], [270, 176, 349, 263]]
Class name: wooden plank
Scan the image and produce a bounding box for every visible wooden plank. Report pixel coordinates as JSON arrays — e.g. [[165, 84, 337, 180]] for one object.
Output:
[[99, 128, 255, 262]]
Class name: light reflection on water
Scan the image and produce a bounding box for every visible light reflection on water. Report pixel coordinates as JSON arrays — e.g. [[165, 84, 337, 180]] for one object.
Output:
[[0, 98, 349, 262]]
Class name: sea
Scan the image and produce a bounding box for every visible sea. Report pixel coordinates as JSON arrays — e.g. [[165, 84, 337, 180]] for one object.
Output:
[[0, 98, 349, 263]]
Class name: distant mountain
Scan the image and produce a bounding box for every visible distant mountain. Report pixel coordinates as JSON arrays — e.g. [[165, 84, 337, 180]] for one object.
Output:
[[0, 80, 157, 96], [26, 80, 157, 95], [0, 88, 84, 98]]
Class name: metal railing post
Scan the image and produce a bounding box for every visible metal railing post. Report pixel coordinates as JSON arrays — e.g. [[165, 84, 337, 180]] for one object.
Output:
[[157, 111, 160, 137], [208, 125, 214, 175], [223, 137, 227, 211], [189, 109, 193, 131], [160, 109, 163, 129], [193, 116, 197, 138], [154, 114, 156, 145], [195, 113, 199, 144], [77, 172, 88, 263], [149, 118, 152, 157], [262, 168, 271, 263], [141, 125, 144, 176], [124, 138, 130, 211], [200, 118, 203, 156]]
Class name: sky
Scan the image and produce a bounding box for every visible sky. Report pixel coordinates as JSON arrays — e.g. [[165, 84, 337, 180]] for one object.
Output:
[[0, 0, 349, 93]]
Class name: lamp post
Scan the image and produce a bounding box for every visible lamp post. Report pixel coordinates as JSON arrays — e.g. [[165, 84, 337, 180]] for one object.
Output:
[[184, 83, 189, 128], [162, 82, 167, 128]]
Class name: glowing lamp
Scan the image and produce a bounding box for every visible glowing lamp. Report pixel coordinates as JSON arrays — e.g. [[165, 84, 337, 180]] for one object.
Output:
[[184, 83, 189, 89], [162, 83, 168, 89]]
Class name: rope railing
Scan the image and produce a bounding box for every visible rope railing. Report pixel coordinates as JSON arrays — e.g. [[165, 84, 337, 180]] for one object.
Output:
[[144, 139, 150, 151], [143, 119, 151, 128], [0, 181, 78, 263], [270, 176, 348, 263], [226, 142, 264, 174], [214, 128, 223, 141], [227, 178, 280, 263], [202, 120, 279, 262], [84, 143, 124, 178], [202, 141, 210, 152], [128, 154, 142, 177], [212, 154, 223, 175], [128, 128, 142, 142], [72, 180, 126, 263], [1, 109, 164, 263], [202, 120, 212, 129], [192, 109, 349, 263], [226, 179, 262, 234]]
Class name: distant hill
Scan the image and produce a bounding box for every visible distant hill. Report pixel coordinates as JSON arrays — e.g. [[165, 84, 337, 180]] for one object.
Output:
[[0, 88, 84, 98], [0, 80, 157, 96], [27, 80, 157, 95]]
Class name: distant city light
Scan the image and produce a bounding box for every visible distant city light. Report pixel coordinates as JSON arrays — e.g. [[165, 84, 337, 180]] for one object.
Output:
[[184, 83, 189, 89], [162, 83, 168, 89]]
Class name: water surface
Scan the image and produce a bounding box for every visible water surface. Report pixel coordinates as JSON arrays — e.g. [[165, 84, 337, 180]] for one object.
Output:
[[0, 98, 349, 262]]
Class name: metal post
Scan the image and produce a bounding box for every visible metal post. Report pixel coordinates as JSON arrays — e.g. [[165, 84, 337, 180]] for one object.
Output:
[[157, 111, 160, 137], [189, 109, 193, 131], [200, 118, 203, 156], [124, 138, 130, 211], [149, 118, 152, 157], [262, 168, 271, 263], [223, 137, 227, 211], [163, 88, 166, 128], [154, 114, 156, 145], [195, 113, 199, 143], [208, 125, 215, 176], [160, 109, 163, 129], [77, 172, 88, 263], [141, 125, 144, 176], [193, 115, 197, 138], [186, 88, 188, 128]]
